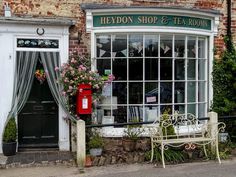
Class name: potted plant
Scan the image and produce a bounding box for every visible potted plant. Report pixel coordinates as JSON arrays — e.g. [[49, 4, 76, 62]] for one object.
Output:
[[2, 118, 17, 156], [88, 130, 104, 156], [123, 121, 144, 152]]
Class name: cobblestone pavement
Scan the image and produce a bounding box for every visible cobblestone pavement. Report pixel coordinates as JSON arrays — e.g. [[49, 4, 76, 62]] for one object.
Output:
[[1, 158, 236, 177]]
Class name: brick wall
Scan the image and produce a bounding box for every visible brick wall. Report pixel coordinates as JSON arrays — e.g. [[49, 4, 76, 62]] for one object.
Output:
[[0, 0, 231, 57]]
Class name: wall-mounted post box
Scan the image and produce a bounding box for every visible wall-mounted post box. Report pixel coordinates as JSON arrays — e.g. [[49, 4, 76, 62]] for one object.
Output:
[[76, 84, 92, 115]]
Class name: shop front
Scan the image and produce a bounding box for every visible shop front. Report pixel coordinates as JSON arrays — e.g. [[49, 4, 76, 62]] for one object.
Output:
[[82, 5, 220, 136]]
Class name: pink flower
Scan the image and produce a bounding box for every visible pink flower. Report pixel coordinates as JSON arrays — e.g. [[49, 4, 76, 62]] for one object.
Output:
[[54, 66, 59, 71]]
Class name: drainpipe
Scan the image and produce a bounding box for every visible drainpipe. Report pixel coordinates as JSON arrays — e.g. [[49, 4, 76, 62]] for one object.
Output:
[[227, 0, 233, 52]]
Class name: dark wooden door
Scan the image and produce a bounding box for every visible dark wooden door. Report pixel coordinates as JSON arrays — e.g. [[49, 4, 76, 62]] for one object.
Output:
[[18, 61, 58, 148]]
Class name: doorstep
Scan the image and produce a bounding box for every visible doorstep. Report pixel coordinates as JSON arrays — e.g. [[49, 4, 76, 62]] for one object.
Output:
[[0, 151, 76, 168]]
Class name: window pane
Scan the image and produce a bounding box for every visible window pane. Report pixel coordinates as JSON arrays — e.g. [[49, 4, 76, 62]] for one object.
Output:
[[187, 59, 196, 80], [160, 82, 172, 103], [174, 105, 185, 114], [145, 82, 158, 104], [129, 34, 143, 57], [129, 58, 143, 80], [187, 37, 196, 58], [145, 58, 158, 80], [129, 106, 143, 122], [198, 38, 206, 59], [175, 59, 185, 80], [187, 82, 196, 102], [145, 35, 158, 57], [175, 35, 185, 58], [113, 106, 127, 123], [198, 81, 205, 102], [175, 82, 185, 103], [198, 103, 206, 118], [112, 35, 127, 57], [96, 35, 111, 58], [145, 106, 158, 122], [97, 59, 111, 76], [113, 82, 127, 104], [198, 59, 205, 80], [160, 59, 172, 80], [161, 105, 172, 114], [187, 104, 196, 115], [113, 58, 127, 80], [129, 83, 143, 104], [160, 35, 172, 57]]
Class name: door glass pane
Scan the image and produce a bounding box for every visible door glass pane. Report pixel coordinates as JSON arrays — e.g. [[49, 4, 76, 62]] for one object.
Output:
[[113, 58, 127, 80], [160, 59, 172, 80], [145, 58, 158, 80], [129, 83, 143, 104], [198, 81, 205, 102], [145, 82, 158, 104], [187, 59, 196, 80], [175, 35, 185, 58], [145, 35, 158, 57], [187, 37, 196, 58], [129, 34, 143, 57], [129, 58, 143, 80], [198, 59, 205, 80], [160, 82, 172, 103], [198, 38, 205, 59], [160, 35, 172, 57], [97, 59, 111, 76], [175, 59, 185, 80], [175, 82, 185, 103], [187, 82, 196, 102], [112, 35, 127, 57], [96, 35, 111, 58], [113, 82, 127, 104]]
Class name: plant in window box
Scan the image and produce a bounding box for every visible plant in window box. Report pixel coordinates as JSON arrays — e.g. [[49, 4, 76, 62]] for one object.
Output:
[[122, 119, 144, 152], [88, 129, 104, 156], [2, 118, 17, 156]]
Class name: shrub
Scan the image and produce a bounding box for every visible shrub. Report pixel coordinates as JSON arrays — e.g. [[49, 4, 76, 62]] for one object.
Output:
[[3, 118, 17, 143], [88, 130, 104, 149]]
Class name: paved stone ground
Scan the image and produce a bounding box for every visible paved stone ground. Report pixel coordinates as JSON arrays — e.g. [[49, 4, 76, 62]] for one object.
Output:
[[0, 151, 75, 168]]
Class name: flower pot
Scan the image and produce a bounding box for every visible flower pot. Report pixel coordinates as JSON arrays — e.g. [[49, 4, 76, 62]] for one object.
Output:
[[89, 148, 102, 156], [85, 155, 92, 167], [122, 139, 136, 152], [2, 141, 17, 156]]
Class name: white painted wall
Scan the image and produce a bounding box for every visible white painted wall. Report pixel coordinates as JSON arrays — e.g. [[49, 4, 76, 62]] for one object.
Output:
[[0, 23, 70, 153]]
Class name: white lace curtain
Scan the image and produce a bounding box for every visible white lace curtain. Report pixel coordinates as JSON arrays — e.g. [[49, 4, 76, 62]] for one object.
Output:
[[5, 51, 76, 128]]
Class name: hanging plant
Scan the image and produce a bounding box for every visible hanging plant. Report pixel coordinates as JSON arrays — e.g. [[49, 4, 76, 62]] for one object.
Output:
[[35, 69, 46, 84]]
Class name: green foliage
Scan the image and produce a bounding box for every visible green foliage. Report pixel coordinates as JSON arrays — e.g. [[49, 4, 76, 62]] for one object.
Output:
[[88, 130, 104, 149], [3, 118, 17, 143], [212, 38, 236, 115], [161, 110, 176, 136], [123, 118, 144, 141], [145, 148, 185, 163]]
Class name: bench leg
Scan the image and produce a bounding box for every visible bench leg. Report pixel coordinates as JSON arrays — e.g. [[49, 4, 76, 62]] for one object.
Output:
[[161, 143, 165, 168], [150, 140, 154, 163], [203, 144, 208, 159], [216, 139, 221, 164]]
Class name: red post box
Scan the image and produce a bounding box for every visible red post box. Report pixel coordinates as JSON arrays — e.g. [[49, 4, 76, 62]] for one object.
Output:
[[76, 84, 92, 115]]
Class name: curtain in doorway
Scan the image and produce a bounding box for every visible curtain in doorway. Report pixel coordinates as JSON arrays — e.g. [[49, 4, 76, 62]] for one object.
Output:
[[6, 51, 38, 126], [40, 52, 77, 121]]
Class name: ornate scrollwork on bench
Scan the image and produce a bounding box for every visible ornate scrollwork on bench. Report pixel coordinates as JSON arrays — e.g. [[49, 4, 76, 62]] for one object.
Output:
[[149, 113, 226, 168]]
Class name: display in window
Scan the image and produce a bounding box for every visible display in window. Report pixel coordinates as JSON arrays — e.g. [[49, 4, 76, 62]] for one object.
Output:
[[187, 37, 196, 58], [113, 58, 127, 80], [175, 36, 185, 57], [145, 35, 158, 57], [160, 36, 172, 57], [96, 35, 111, 58], [129, 34, 143, 57], [145, 58, 158, 80], [112, 35, 127, 57], [129, 58, 143, 80]]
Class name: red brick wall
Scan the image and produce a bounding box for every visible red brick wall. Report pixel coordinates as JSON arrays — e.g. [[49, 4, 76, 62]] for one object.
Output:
[[0, 0, 230, 57]]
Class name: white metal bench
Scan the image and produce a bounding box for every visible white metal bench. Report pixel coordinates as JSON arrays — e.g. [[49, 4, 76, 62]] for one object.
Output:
[[149, 113, 226, 168]]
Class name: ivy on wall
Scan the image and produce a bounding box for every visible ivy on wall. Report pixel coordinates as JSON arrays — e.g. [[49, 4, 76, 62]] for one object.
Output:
[[212, 38, 236, 115]]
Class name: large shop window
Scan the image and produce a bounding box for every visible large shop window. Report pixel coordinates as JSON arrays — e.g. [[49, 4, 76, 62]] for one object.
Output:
[[95, 34, 208, 124]]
